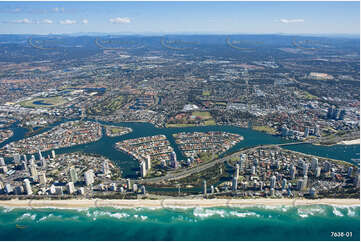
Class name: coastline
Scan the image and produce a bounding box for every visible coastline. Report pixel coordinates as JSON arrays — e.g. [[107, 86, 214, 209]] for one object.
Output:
[[0, 198, 359, 209], [337, 139, 360, 145]]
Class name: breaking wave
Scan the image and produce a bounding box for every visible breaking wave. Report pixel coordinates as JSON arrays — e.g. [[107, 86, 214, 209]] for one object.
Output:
[[16, 213, 36, 221]]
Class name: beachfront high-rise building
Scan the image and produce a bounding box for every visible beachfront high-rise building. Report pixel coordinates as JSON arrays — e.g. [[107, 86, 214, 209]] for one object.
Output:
[[84, 170, 95, 186], [146, 155, 151, 171], [210, 185, 215, 194], [251, 165, 256, 175], [69, 167, 78, 183], [5, 184, 12, 194], [314, 125, 320, 137], [324, 162, 331, 172], [239, 154, 247, 171], [29, 164, 38, 182], [302, 163, 309, 176], [253, 159, 258, 167], [13, 154, 21, 164], [103, 161, 110, 176], [232, 176, 238, 191], [304, 126, 309, 137], [78, 187, 85, 195], [23, 179, 33, 195], [55, 186, 64, 195], [67, 182, 75, 194], [39, 172, 47, 185], [109, 183, 117, 191], [41, 158, 47, 168], [282, 178, 287, 190], [309, 187, 317, 198], [203, 180, 207, 196], [49, 185, 56, 195], [302, 176, 308, 190], [29, 157, 35, 166], [170, 151, 178, 168], [259, 181, 264, 191], [316, 167, 321, 177], [270, 175, 276, 189], [235, 163, 240, 179], [127, 178, 131, 190], [119, 187, 125, 193], [140, 161, 147, 178], [242, 182, 247, 190], [281, 124, 289, 137], [353, 174, 360, 188], [21, 160, 27, 171], [132, 183, 138, 193], [0, 157, 5, 166], [311, 158, 318, 172], [38, 150, 43, 160], [23, 154, 27, 163], [141, 185, 146, 195], [348, 167, 353, 177], [51, 150, 56, 159], [14, 186, 24, 195], [297, 179, 303, 191], [0, 166, 7, 174], [270, 188, 275, 197]]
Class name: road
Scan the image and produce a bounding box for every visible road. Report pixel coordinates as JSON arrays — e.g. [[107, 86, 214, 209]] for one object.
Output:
[[138, 141, 311, 184]]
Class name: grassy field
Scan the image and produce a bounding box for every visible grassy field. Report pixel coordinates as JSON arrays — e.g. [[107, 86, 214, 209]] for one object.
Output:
[[302, 91, 318, 100], [88, 95, 125, 115], [215, 102, 227, 106], [192, 111, 212, 119], [167, 111, 216, 127], [106, 126, 128, 135], [202, 90, 211, 96], [252, 125, 277, 135], [19, 96, 68, 108], [204, 120, 216, 125], [165, 123, 197, 128]]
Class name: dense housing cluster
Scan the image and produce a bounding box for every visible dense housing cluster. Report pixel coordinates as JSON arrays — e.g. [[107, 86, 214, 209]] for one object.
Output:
[[173, 131, 243, 157], [0, 121, 102, 156]]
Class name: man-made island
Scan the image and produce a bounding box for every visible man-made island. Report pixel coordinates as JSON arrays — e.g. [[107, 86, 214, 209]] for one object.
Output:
[[0, 121, 102, 157]]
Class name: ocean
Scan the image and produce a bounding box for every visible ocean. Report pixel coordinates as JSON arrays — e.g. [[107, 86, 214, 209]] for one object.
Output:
[[0, 205, 359, 241]]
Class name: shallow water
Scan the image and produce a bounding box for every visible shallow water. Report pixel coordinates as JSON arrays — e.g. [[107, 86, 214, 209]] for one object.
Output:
[[0, 205, 359, 241]]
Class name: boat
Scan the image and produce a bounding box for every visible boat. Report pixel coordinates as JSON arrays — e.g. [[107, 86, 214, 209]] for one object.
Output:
[[16, 224, 26, 229]]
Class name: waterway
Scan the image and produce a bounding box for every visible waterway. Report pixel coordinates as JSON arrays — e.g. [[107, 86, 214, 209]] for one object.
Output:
[[0, 119, 359, 178]]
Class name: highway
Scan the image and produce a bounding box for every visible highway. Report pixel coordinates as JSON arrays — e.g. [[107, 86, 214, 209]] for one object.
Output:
[[138, 141, 311, 184]]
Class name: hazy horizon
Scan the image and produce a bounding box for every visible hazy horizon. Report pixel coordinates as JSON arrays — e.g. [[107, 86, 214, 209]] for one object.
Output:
[[0, 1, 359, 35]]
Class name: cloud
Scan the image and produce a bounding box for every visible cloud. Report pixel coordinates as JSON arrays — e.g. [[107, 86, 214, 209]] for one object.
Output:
[[6, 18, 54, 24], [278, 19, 305, 24], [11, 18, 32, 24], [109, 17, 131, 24], [41, 19, 53, 24], [59, 19, 77, 25], [53, 7, 65, 13], [81, 19, 88, 24]]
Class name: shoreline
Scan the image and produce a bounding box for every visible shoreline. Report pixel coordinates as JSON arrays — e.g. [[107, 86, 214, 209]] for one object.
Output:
[[0, 198, 359, 209], [337, 139, 360, 145]]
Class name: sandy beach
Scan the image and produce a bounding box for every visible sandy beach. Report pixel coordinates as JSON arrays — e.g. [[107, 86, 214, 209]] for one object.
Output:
[[338, 139, 360, 145], [0, 198, 359, 209]]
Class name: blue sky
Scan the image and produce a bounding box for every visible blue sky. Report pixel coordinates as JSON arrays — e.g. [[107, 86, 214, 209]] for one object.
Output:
[[0, 1, 359, 35]]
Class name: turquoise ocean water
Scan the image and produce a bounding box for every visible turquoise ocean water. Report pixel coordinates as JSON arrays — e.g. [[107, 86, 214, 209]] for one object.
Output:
[[0, 121, 359, 240], [0, 205, 359, 241]]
